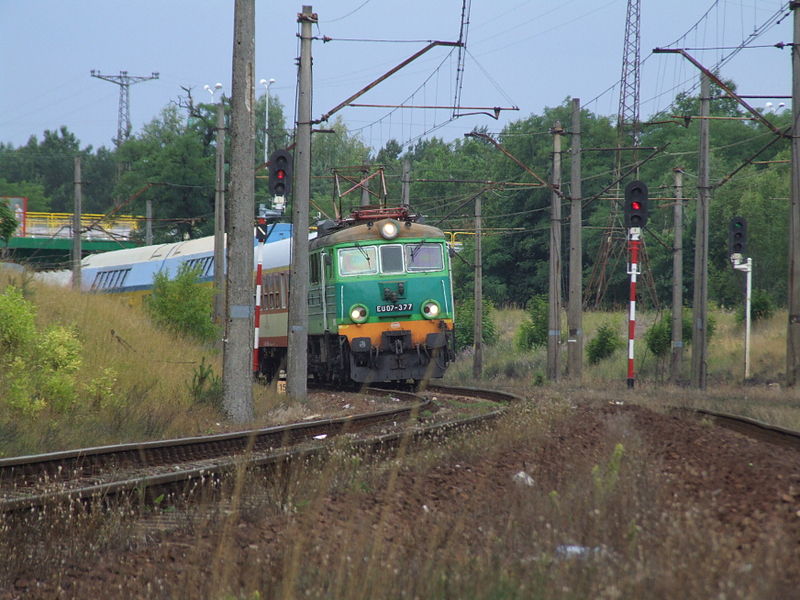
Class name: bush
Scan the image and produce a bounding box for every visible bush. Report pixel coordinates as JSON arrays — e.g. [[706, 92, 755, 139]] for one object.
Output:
[[587, 323, 624, 365], [645, 313, 691, 358], [0, 287, 83, 415], [515, 295, 548, 350], [736, 289, 775, 324], [455, 298, 498, 350], [0, 286, 36, 357], [145, 264, 219, 343]]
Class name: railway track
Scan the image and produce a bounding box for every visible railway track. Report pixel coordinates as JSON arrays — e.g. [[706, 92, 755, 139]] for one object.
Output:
[[693, 407, 800, 451], [0, 384, 521, 514], [4, 383, 796, 517]]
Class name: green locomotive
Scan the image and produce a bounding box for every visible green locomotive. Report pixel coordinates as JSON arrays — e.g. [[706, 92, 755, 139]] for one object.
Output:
[[303, 206, 456, 385]]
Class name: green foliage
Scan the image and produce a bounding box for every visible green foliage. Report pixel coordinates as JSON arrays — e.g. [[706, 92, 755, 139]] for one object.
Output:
[[586, 322, 624, 365], [188, 356, 223, 410], [0, 286, 36, 356], [0, 287, 83, 415], [0, 198, 17, 245], [454, 297, 498, 350], [145, 264, 218, 343], [592, 443, 625, 498], [85, 367, 119, 409], [645, 313, 691, 358], [736, 289, 775, 324], [515, 294, 548, 350]]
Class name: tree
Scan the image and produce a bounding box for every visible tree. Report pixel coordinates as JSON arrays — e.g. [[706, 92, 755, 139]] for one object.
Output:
[[114, 106, 215, 241], [0, 198, 17, 247]]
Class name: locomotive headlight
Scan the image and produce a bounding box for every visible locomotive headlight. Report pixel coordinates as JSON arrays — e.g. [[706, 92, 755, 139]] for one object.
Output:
[[349, 303, 369, 323], [421, 300, 441, 319], [379, 219, 400, 240]]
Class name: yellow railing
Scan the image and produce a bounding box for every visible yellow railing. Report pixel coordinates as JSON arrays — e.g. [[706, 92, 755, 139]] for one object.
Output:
[[19, 212, 145, 240]]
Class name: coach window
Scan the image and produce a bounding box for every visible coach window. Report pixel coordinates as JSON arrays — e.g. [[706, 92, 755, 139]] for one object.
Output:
[[406, 243, 444, 272], [339, 246, 377, 276], [380, 245, 404, 274]]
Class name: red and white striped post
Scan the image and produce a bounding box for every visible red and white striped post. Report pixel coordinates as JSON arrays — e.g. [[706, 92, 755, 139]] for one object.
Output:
[[626, 228, 641, 389], [253, 218, 267, 375]]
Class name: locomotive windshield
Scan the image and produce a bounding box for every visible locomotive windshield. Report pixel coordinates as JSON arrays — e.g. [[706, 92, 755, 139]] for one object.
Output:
[[338, 242, 444, 276], [406, 243, 443, 272], [339, 245, 378, 275]]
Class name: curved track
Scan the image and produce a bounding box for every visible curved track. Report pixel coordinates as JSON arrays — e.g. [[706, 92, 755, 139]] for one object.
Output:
[[693, 407, 800, 451], [0, 385, 521, 514], [4, 385, 792, 516]]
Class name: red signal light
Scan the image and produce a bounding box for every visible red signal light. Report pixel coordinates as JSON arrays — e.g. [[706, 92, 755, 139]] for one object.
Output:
[[631, 201, 641, 211], [276, 169, 286, 180]]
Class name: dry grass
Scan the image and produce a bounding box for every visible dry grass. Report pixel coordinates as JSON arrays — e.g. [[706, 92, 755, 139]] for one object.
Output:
[[447, 306, 800, 431], [0, 271, 223, 454], [4, 398, 794, 598]]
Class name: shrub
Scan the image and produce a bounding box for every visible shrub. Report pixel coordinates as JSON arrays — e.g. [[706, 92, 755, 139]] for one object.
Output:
[[645, 313, 691, 358], [0, 286, 36, 357], [0, 288, 83, 415], [455, 298, 498, 350], [515, 295, 548, 350], [586, 322, 624, 365], [188, 357, 223, 410], [736, 289, 775, 324], [145, 264, 219, 343]]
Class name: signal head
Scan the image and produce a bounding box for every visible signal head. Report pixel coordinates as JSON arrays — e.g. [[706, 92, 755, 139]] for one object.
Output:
[[623, 180, 649, 228]]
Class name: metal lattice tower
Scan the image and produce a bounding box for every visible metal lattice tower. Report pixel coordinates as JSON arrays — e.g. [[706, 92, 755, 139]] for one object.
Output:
[[617, 0, 641, 145], [90, 70, 159, 146], [584, 0, 643, 309]]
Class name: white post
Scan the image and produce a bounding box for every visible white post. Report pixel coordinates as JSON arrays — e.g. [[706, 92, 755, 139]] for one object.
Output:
[[733, 255, 753, 381], [745, 257, 752, 380]]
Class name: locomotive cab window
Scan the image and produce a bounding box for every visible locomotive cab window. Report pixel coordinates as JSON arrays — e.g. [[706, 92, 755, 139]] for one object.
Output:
[[310, 253, 321, 284], [380, 245, 404, 274], [406, 243, 444, 272], [339, 246, 378, 276]]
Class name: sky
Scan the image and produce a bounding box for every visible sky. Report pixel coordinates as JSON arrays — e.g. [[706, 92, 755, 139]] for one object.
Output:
[[0, 0, 793, 153]]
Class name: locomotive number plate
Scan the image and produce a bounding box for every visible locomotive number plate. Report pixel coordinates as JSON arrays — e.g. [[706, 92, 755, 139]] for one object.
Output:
[[376, 303, 413, 313]]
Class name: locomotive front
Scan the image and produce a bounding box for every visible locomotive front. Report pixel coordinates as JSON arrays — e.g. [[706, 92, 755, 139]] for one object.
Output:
[[307, 208, 455, 385]]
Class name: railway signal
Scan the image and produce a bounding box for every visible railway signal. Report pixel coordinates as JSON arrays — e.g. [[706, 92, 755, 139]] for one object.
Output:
[[728, 216, 747, 257], [268, 149, 293, 198], [623, 179, 650, 389], [623, 180, 649, 228], [728, 215, 752, 380]]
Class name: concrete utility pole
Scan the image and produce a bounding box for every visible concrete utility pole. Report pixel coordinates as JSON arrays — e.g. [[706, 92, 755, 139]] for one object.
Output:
[[567, 99, 583, 381], [286, 5, 316, 400], [787, 1, 800, 386], [401, 160, 411, 207], [72, 157, 82, 290], [145, 199, 153, 245], [671, 167, 684, 382], [90, 70, 159, 146], [223, 0, 256, 423], [473, 193, 483, 379], [691, 74, 711, 389], [213, 93, 227, 325], [548, 122, 564, 381]]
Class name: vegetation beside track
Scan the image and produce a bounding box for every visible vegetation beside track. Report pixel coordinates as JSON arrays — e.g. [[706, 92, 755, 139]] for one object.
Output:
[[2, 268, 800, 457]]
